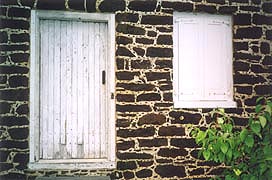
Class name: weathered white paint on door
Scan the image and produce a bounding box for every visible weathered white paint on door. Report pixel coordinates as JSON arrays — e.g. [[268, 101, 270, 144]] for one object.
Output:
[[39, 19, 107, 160], [30, 10, 116, 170]]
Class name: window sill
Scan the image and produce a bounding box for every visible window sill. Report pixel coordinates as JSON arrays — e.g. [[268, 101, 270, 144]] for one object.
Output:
[[28, 160, 116, 170], [174, 100, 237, 109]]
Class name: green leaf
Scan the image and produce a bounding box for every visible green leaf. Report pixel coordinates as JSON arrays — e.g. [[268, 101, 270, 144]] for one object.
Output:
[[265, 104, 272, 115], [196, 131, 206, 144], [203, 150, 211, 160], [233, 168, 242, 176], [225, 175, 233, 180], [228, 139, 235, 149], [259, 116, 267, 128], [226, 149, 233, 161], [218, 152, 225, 162], [245, 135, 254, 148], [259, 163, 267, 175], [240, 129, 248, 141], [217, 117, 224, 124], [221, 142, 229, 154], [256, 96, 264, 104], [233, 150, 241, 159], [250, 122, 261, 136], [255, 104, 263, 114]]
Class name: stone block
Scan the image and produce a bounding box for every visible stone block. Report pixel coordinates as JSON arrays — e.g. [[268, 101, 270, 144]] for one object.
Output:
[[21, 0, 35, 7], [86, 0, 96, 12], [10, 33, 30, 43], [235, 27, 263, 39], [262, 2, 272, 13], [98, 0, 125, 12], [146, 47, 173, 57], [218, 6, 237, 14], [170, 138, 197, 148], [135, 169, 152, 178], [116, 94, 135, 102], [116, 13, 139, 23], [8, 75, 28, 88], [116, 72, 139, 80], [136, 38, 154, 45], [158, 148, 188, 158], [207, 0, 225, 4], [37, 0, 66, 10], [0, 66, 29, 74], [117, 127, 155, 137], [0, 88, 29, 101], [158, 126, 185, 136], [0, 32, 8, 43], [132, 48, 145, 57], [117, 161, 137, 170], [233, 13, 251, 25], [8, 127, 29, 140], [157, 35, 172, 45], [260, 42, 270, 54], [0, 116, 28, 126], [195, 5, 217, 13], [155, 165, 186, 178], [16, 104, 29, 115], [141, 15, 172, 25], [0, 102, 10, 114], [116, 24, 145, 35], [8, 7, 30, 18], [138, 113, 166, 125], [146, 72, 171, 81], [128, 0, 157, 12], [68, 0, 85, 10], [117, 140, 135, 150], [1, 19, 29, 30], [138, 138, 167, 147], [137, 93, 161, 101], [253, 14, 272, 25], [117, 152, 153, 160]]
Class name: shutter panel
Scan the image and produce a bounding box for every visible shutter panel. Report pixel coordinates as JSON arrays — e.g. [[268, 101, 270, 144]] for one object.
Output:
[[203, 16, 232, 100], [176, 16, 203, 101], [39, 19, 107, 160]]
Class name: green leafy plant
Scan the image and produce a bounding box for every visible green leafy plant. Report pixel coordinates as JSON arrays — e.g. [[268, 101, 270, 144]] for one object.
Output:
[[191, 97, 272, 179]]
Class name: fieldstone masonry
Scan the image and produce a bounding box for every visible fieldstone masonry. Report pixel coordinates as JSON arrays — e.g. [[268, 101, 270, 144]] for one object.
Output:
[[0, 0, 271, 179]]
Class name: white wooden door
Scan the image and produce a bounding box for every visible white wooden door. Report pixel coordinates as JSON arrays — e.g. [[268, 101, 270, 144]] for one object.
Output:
[[39, 19, 108, 160]]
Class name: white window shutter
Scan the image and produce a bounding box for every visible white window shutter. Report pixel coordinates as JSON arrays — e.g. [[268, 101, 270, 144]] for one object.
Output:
[[174, 16, 203, 101], [39, 19, 108, 160], [173, 12, 236, 108], [203, 16, 232, 100]]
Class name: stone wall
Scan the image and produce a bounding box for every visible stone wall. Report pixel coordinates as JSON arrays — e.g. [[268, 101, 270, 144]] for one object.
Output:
[[0, 0, 271, 179]]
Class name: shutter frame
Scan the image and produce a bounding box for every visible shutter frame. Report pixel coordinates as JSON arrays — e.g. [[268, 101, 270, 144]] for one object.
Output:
[[173, 12, 236, 108]]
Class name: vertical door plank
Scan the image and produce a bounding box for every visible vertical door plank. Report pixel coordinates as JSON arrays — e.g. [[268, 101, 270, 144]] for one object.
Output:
[[100, 23, 107, 158], [60, 21, 67, 146], [94, 23, 101, 158], [65, 21, 73, 159], [71, 21, 78, 158], [53, 20, 61, 159], [77, 21, 84, 147], [40, 20, 49, 159], [88, 23, 95, 158], [82, 22, 90, 158], [47, 20, 55, 159]]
